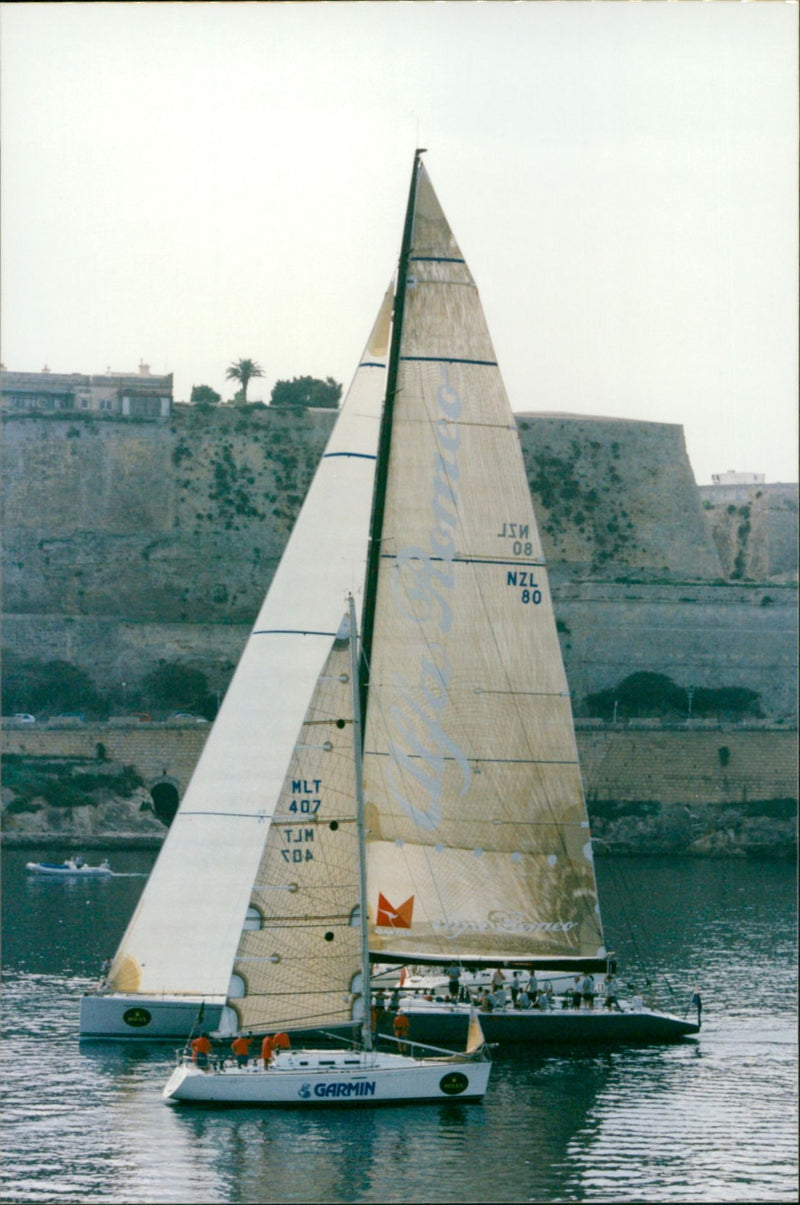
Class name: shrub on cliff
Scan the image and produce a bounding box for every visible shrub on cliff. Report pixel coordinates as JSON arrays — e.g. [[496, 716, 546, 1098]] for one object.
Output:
[[270, 376, 341, 409], [190, 384, 221, 406], [1, 656, 105, 718], [140, 663, 214, 717], [585, 672, 685, 718], [584, 672, 763, 719]]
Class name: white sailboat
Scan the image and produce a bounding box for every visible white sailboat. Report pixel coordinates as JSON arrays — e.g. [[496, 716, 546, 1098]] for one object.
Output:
[[81, 150, 697, 1050], [80, 287, 392, 1041], [162, 598, 492, 1105]]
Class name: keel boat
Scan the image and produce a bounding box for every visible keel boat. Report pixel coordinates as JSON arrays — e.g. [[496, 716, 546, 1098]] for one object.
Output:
[[162, 599, 491, 1106], [82, 151, 697, 1050]]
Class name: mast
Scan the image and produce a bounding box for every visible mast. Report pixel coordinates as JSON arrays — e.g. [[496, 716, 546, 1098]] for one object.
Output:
[[359, 148, 426, 716], [348, 593, 372, 1052]]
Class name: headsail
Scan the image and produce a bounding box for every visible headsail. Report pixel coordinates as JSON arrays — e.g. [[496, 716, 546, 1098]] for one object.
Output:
[[362, 155, 605, 968], [104, 289, 392, 1002], [229, 621, 363, 1035]]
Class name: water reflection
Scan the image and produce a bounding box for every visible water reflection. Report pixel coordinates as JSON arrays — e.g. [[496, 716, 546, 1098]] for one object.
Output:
[[1, 852, 796, 1203]]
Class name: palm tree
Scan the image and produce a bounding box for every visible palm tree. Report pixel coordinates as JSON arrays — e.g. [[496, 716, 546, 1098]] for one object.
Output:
[[225, 358, 265, 403]]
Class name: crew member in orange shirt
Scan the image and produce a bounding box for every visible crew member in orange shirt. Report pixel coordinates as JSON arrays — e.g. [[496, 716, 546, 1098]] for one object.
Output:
[[190, 1033, 212, 1069], [231, 1034, 251, 1067]]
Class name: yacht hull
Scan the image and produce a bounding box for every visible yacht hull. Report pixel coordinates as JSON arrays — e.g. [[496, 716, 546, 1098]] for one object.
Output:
[[79, 993, 224, 1040], [395, 1002, 699, 1046], [163, 1048, 491, 1106], [26, 862, 111, 877]]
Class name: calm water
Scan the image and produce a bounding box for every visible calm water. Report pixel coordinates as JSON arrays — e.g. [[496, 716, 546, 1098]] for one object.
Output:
[[1, 849, 796, 1204]]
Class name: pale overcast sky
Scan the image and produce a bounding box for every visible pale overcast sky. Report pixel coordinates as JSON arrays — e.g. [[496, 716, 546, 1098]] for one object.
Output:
[[1, 2, 797, 485]]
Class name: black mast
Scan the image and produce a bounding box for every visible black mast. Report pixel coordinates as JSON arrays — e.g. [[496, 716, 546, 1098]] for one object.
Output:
[[358, 149, 426, 723]]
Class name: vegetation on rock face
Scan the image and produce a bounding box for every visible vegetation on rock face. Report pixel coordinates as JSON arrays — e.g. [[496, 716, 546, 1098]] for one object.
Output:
[[2, 656, 104, 718], [524, 437, 637, 569], [731, 504, 752, 581], [2, 656, 220, 720], [140, 663, 215, 718], [2, 754, 144, 811], [584, 672, 763, 720], [206, 443, 265, 527]]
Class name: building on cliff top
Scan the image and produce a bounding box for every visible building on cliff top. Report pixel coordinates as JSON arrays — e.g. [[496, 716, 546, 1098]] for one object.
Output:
[[711, 471, 766, 486], [1, 363, 172, 419]]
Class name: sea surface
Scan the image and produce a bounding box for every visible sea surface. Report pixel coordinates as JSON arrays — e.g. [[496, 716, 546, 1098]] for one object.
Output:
[[1, 849, 796, 1204]]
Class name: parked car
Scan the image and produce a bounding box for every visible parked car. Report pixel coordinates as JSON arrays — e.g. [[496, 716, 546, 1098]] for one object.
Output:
[[170, 713, 209, 723], [13, 713, 36, 723]]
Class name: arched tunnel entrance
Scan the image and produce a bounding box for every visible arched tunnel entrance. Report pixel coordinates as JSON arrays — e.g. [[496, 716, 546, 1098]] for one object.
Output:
[[150, 780, 180, 826]]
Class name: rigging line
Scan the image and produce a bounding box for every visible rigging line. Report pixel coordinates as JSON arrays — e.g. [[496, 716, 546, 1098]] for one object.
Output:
[[322, 451, 378, 460], [603, 857, 676, 999]]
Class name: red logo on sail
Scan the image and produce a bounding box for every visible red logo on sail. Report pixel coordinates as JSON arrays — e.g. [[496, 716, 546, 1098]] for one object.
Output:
[[376, 893, 414, 928]]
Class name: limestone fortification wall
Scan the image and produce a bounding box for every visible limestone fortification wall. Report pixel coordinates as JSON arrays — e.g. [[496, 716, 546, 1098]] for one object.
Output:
[[517, 413, 723, 580], [3, 722, 794, 856], [2, 407, 797, 720]]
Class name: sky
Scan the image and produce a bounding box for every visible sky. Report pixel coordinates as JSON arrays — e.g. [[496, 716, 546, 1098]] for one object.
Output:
[[1, 2, 797, 486]]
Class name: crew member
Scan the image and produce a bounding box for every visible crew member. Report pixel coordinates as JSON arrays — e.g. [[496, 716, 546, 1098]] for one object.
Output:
[[231, 1034, 251, 1067], [190, 1033, 212, 1069]]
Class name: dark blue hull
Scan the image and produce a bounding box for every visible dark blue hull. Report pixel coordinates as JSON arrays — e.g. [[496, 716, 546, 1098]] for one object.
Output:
[[395, 1004, 699, 1046]]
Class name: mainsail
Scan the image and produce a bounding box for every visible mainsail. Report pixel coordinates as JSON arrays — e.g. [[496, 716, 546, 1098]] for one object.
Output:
[[361, 155, 606, 969], [101, 290, 391, 1005]]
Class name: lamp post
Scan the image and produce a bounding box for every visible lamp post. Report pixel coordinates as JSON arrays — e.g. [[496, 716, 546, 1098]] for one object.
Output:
[[687, 686, 695, 720], [122, 681, 127, 713]]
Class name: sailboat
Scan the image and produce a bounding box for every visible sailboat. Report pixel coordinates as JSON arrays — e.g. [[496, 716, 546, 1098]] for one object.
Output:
[[162, 597, 491, 1105], [80, 282, 392, 1042], [81, 150, 698, 1050]]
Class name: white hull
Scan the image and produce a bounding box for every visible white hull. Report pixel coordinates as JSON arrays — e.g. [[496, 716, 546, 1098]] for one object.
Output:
[[80, 993, 224, 1039], [26, 862, 111, 877], [163, 1047, 490, 1106]]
